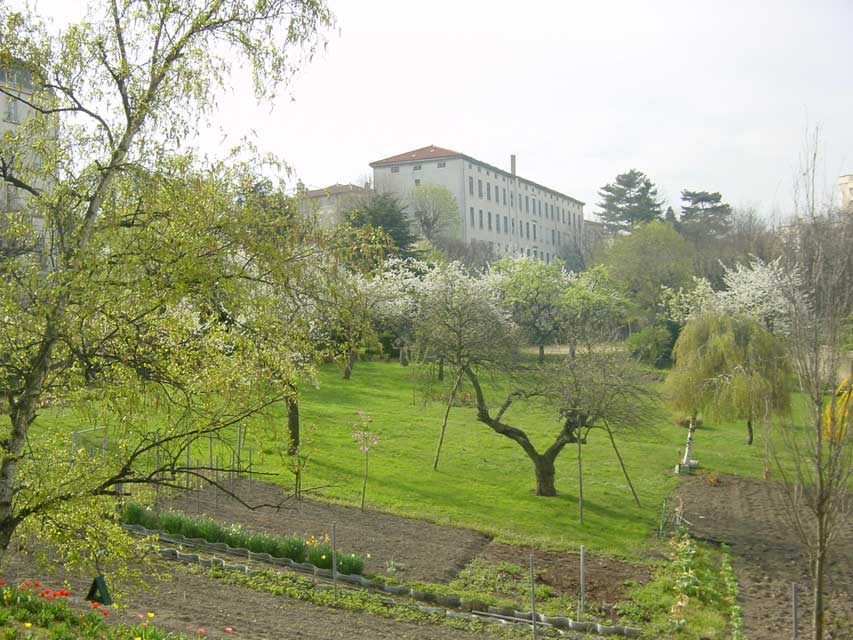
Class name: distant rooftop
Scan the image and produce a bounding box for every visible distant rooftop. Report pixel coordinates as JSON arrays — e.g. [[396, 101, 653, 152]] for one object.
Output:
[[301, 183, 372, 199], [370, 145, 461, 167]]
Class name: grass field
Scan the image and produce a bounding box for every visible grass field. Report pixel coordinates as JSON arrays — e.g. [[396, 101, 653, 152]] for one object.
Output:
[[245, 360, 776, 557], [37, 359, 794, 558]]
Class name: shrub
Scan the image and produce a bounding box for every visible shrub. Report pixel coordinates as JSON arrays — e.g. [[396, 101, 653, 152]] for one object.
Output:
[[627, 324, 675, 367]]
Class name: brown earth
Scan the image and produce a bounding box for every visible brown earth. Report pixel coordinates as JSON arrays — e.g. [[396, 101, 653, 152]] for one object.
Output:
[[677, 474, 853, 640]]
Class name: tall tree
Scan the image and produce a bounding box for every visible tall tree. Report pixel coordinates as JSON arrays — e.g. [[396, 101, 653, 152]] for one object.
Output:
[[596, 169, 664, 232], [407, 184, 461, 246], [599, 220, 693, 322], [349, 192, 416, 255], [679, 190, 733, 240], [0, 0, 335, 571]]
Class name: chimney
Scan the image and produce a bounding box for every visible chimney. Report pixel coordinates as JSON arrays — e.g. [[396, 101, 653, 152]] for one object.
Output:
[[296, 179, 306, 193], [510, 154, 516, 176]]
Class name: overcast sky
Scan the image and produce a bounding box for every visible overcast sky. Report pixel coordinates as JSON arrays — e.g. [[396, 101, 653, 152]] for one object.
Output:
[[33, 0, 853, 219]]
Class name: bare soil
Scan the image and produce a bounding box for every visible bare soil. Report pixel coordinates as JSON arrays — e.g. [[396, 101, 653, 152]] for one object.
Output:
[[163, 478, 492, 583], [677, 473, 853, 639]]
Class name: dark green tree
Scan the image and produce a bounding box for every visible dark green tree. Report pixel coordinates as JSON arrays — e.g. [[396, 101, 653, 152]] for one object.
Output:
[[597, 169, 664, 232], [350, 193, 417, 255], [679, 190, 733, 241]]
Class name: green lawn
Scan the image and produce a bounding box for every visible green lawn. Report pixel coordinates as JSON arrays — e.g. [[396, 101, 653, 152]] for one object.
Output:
[[245, 361, 774, 557], [36, 360, 787, 558]]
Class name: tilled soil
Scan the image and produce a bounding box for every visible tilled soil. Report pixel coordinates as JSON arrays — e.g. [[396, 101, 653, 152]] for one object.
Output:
[[163, 479, 491, 583], [677, 474, 853, 640], [1, 553, 514, 640]]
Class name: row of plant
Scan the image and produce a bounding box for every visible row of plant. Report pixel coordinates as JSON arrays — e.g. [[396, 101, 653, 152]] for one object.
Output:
[[0, 580, 194, 639], [121, 503, 364, 575], [617, 530, 734, 639], [195, 565, 527, 639]]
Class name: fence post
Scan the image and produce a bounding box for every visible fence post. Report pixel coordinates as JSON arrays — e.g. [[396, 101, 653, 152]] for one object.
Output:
[[792, 582, 798, 640], [529, 554, 537, 639], [209, 435, 214, 470], [186, 446, 191, 491], [248, 447, 253, 486], [236, 424, 242, 473], [332, 522, 338, 604], [578, 544, 585, 619]]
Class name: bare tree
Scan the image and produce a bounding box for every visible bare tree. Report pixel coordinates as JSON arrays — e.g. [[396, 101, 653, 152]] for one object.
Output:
[[773, 128, 853, 640]]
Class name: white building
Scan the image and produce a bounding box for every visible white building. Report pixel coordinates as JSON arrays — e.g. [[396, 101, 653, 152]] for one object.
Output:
[[370, 145, 584, 263], [839, 174, 853, 212], [297, 182, 372, 227]]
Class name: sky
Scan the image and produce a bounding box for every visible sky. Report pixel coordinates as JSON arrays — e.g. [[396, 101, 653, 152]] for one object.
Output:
[[27, 0, 853, 220]]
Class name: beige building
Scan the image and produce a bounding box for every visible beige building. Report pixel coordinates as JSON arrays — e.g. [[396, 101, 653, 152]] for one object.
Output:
[[370, 145, 584, 263], [297, 182, 372, 227], [839, 174, 853, 212]]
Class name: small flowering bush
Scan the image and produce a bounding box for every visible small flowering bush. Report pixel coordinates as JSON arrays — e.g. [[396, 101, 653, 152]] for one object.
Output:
[[352, 411, 380, 510]]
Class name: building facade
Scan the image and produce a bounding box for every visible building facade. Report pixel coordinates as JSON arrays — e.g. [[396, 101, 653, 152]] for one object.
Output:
[[297, 182, 372, 227], [839, 174, 853, 212], [370, 145, 584, 263]]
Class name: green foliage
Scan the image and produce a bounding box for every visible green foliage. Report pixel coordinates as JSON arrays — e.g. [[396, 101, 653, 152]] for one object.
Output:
[[121, 503, 365, 575], [678, 190, 733, 241], [627, 325, 676, 367], [600, 221, 694, 321], [407, 184, 461, 245], [349, 193, 417, 256], [597, 169, 665, 232]]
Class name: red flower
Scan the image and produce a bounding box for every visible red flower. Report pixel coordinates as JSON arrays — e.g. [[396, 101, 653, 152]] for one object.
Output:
[[0, 578, 5, 585], [33, 581, 40, 587], [91, 602, 99, 609], [18, 586, 24, 591], [102, 610, 109, 617], [24, 580, 31, 586]]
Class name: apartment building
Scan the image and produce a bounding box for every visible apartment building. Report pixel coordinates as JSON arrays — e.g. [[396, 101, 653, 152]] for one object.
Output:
[[297, 182, 372, 227], [370, 145, 584, 263]]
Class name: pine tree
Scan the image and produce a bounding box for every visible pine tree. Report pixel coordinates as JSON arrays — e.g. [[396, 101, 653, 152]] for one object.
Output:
[[679, 190, 732, 240], [596, 169, 664, 232]]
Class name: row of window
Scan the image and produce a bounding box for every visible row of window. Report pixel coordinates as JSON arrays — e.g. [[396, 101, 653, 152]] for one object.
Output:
[[485, 240, 556, 264], [468, 175, 580, 227], [468, 207, 571, 246], [390, 160, 447, 174]]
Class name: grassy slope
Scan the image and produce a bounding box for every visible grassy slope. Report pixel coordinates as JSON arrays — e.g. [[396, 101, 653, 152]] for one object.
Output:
[[241, 361, 773, 557]]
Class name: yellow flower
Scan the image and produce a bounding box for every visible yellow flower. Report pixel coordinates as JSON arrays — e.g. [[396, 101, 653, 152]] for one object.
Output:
[[135, 637, 142, 640], [366, 553, 371, 559], [147, 612, 155, 619], [321, 554, 326, 560], [23, 622, 32, 628]]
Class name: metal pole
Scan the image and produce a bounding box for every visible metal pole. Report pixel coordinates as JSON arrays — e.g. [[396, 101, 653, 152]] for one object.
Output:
[[332, 522, 338, 604], [578, 545, 585, 619], [792, 582, 798, 640], [529, 554, 537, 639]]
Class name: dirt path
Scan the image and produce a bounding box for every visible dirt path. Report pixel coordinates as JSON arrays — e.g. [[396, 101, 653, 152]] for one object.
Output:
[[677, 474, 853, 639]]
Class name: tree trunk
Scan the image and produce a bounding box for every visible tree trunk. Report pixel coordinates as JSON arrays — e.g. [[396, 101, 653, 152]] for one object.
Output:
[[286, 397, 300, 456], [681, 414, 697, 469], [399, 345, 408, 366], [813, 547, 825, 640], [746, 417, 753, 445], [433, 368, 464, 470], [538, 343, 545, 363], [342, 350, 355, 380], [577, 432, 584, 523], [533, 455, 557, 497]]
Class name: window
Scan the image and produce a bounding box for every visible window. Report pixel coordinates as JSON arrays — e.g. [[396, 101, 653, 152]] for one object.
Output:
[[469, 176, 474, 195], [546, 253, 550, 263], [538, 200, 542, 216], [487, 182, 491, 201], [479, 209, 483, 229], [526, 222, 530, 239], [503, 188, 506, 205], [525, 196, 529, 213], [510, 192, 515, 208], [414, 179, 421, 186], [470, 207, 475, 227], [533, 224, 537, 240], [551, 229, 555, 244], [488, 211, 492, 231], [390, 166, 400, 174], [477, 165, 481, 173], [503, 216, 508, 233], [437, 161, 446, 168], [511, 218, 516, 233], [478, 180, 483, 198], [413, 164, 422, 171]]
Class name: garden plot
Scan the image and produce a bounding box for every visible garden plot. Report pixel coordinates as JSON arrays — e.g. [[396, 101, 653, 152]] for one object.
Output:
[[677, 474, 853, 640]]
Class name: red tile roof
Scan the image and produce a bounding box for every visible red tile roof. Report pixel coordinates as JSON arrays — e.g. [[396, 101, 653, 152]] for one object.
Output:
[[301, 183, 371, 199], [370, 145, 462, 167]]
